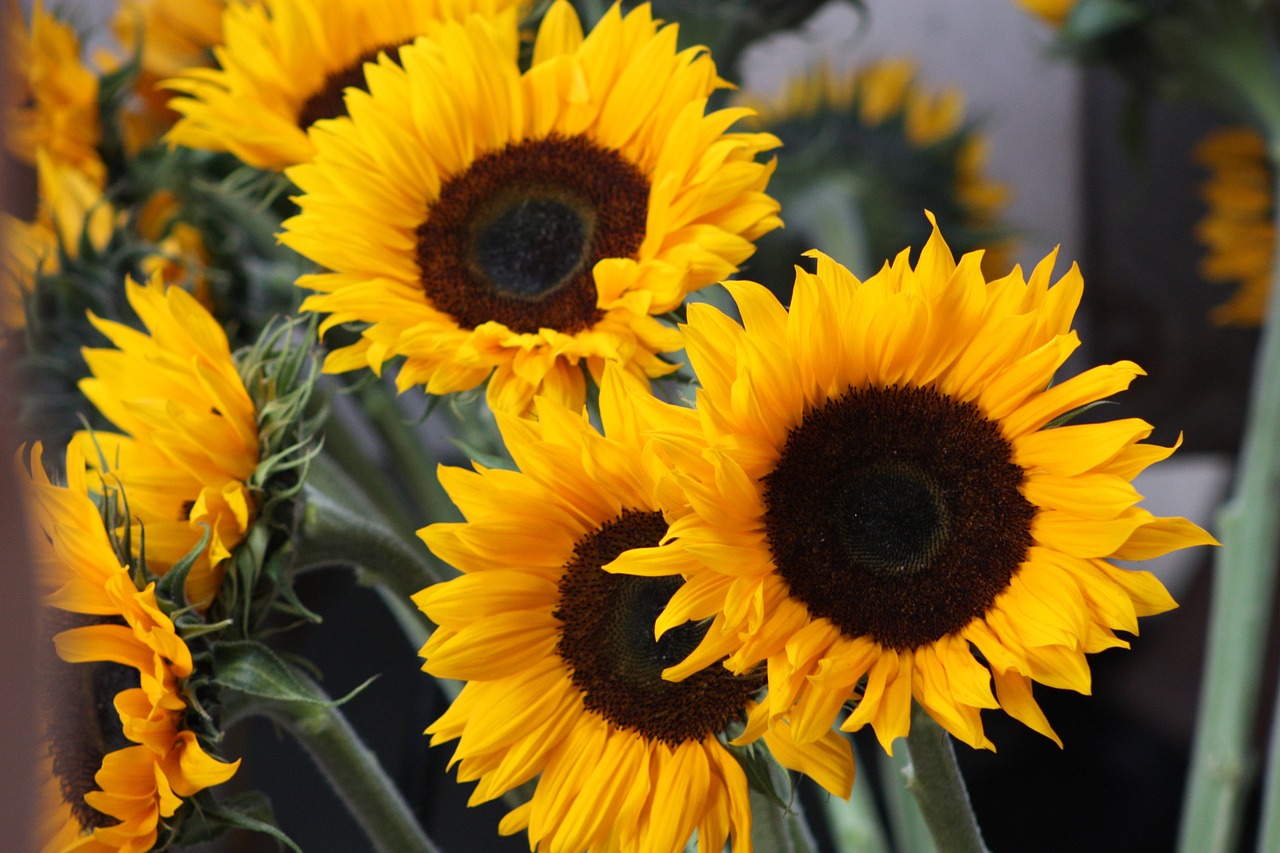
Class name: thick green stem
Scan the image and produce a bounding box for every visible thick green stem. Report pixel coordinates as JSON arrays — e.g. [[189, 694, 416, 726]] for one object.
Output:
[[318, 393, 418, 535], [1177, 139, 1280, 853], [901, 706, 989, 853], [294, 479, 451, 650], [825, 738, 892, 853], [249, 671, 439, 853], [748, 788, 816, 853], [358, 381, 459, 528], [786, 178, 873, 279]]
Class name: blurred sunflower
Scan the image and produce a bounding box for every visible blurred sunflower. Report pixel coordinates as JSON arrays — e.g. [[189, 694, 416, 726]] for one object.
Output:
[[417, 368, 853, 853], [73, 275, 260, 607], [5, 1, 105, 186], [282, 1, 781, 415], [3, 149, 117, 331], [1194, 126, 1273, 326], [108, 0, 228, 150], [24, 442, 239, 853], [745, 58, 1010, 283], [163, 0, 523, 170], [610, 215, 1216, 753]]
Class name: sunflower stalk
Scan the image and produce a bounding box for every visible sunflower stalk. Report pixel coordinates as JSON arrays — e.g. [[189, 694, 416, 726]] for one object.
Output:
[[358, 380, 457, 529], [826, 738, 892, 853], [1223, 142, 1280, 853], [246, 668, 439, 853], [1177, 101, 1280, 853], [293, 477, 449, 614], [747, 788, 814, 853], [901, 705, 990, 853]]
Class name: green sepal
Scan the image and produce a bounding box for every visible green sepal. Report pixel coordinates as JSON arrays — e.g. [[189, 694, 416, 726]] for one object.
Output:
[[1042, 399, 1115, 429], [168, 790, 302, 853], [154, 522, 212, 609], [723, 735, 794, 810], [212, 640, 376, 707]]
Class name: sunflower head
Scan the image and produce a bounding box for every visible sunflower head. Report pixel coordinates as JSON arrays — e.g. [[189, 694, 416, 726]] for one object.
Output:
[[745, 58, 1011, 284], [282, 0, 782, 415], [5, 0, 104, 186], [163, 0, 525, 170], [23, 442, 240, 852], [1194, 126, 1272, 326], [416, 367, 853, 853], [608, 213, 1216, 754], [70, 273, 319, 613]]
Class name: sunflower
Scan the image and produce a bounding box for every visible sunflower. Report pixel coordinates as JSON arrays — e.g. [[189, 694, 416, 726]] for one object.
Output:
[[416, 368, 853, 853], [3, 148, 116, 331], [23, 443, 239, 853], [608, 214, 1217, 754], [1194, 126, 1273, 326], [281, 1, 781, 415], [5, 1, 104, 186], [163, 0, 524, 170], [745, 58, 1011, 280], [107, 0, 228, 150], [72, 274, 259, 607]]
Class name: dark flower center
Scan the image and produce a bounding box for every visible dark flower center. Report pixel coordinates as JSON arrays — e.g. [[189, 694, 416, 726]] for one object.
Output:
[[416, 134, 650, 335], [43, 612, 135, 832], [763, 384, 1035, 650], [554, 509, 760, 746], [296, 41, 405, 130]]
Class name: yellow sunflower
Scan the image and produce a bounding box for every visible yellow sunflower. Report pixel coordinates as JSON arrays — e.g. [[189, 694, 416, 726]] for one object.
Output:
[[6, 0, 104, 186], [281, 1, 782, 415], [416, 368, 853, 853], [72, 274, 259, 607], [49, 569, 240, 852], [1194, 126, 1273, 326], [163, 0, 523, 170], [107, 0, 228, 150], [23, 444, 239, 853], [746, 58, 1012, 278], [608, 214, 1216, 754], [2, 149, 112, 331]]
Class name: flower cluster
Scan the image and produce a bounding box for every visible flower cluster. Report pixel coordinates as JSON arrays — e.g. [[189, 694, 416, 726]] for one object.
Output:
[[7, 0, 1233, 851]]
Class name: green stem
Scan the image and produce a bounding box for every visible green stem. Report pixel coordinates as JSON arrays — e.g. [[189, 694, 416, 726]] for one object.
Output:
[[1200, 137, 1280, 851], [358, 381, 459, 528], [318, 393, 418, 535], [879, 741, 936, 853], [748, 788, 815, 853], [294, 478, 451, 626], [1177, 131, 1280, 853], [825, 738, 892, 853], [786, 178, 873, 280], [248, 670, 439, 853], [901, 706, 989, 853]]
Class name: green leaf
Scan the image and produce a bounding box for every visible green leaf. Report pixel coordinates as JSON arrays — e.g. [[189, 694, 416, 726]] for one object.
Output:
[[212, 640, 335, 705], [173, 790, 302, 852]]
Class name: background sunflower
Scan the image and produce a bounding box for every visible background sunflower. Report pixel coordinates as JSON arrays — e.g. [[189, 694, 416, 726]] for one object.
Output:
[[1194, 126, 1273, 326], [742, 57, 1012, 294], [164, 0, 524, 170]]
